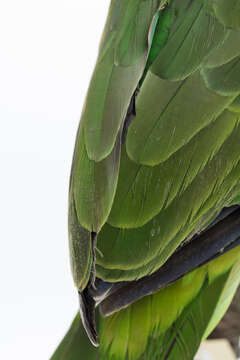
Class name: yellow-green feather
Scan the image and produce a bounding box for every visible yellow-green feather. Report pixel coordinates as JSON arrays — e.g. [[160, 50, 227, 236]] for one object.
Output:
[[99, 247, 240, 360]]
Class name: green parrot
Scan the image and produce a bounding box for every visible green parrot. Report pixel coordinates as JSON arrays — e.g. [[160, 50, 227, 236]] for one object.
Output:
[[51, 0, 240, 359]]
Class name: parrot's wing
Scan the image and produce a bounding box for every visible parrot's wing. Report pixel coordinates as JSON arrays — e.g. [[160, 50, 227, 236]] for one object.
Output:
[[65, 0, 240, 358]]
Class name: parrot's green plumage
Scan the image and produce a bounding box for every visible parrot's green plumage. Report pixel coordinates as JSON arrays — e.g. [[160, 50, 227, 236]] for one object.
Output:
[[53, 0, 240, 359]]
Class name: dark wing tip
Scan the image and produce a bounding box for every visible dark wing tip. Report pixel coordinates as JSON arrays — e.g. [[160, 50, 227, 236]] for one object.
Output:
[[78, 287, 99, 347]]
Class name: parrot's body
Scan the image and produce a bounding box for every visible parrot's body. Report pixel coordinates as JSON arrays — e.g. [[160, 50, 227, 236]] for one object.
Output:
[[52, 1, 240, 359]]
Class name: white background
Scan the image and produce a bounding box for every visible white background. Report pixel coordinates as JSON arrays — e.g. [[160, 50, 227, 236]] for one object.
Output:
[[0, 1, 109, 359]]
